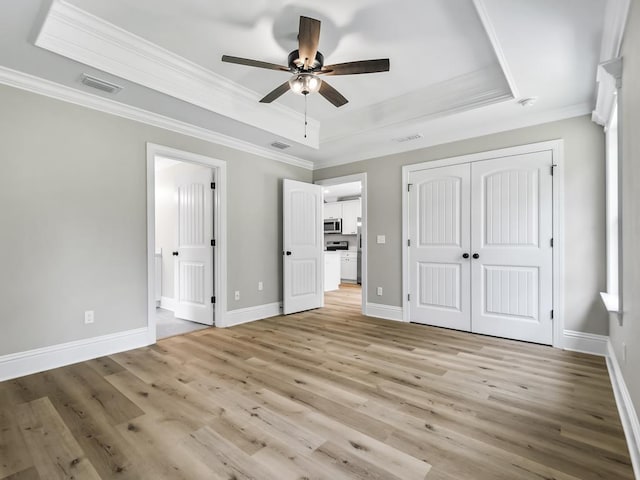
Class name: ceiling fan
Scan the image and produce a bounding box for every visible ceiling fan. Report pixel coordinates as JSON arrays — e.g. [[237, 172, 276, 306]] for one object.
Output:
[[221, 16, 390, 108]]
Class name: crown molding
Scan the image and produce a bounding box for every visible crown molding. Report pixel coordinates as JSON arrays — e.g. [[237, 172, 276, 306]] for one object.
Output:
[[35, 0, 320, 148], [592, 58, 622, 127], [592, 0, 629, 126], [0, 66, 313, 170], [312, 102, 591, 170]]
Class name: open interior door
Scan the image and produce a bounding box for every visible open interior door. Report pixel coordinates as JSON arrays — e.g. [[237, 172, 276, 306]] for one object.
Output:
[[283, 179, 324, 314], [173, 164, 214, 325]]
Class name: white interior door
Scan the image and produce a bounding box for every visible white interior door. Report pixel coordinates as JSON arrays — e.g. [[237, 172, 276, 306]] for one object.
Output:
[[173, 165, 214, 325], [283, 179, 323, 315], [408, 164, 471, 331], [470, 152, 553, 344]]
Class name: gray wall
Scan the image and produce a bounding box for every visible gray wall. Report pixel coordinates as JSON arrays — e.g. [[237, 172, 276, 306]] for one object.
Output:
[[314, 115, 608, 335], [0, 84, 310, 356], [610, 0, 640, 427]]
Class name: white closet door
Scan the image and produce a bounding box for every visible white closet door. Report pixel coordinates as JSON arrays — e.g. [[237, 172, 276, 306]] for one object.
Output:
[[408, 164, 471, 331], [470, 152, 553, 344], [283, 179, 324, 315]]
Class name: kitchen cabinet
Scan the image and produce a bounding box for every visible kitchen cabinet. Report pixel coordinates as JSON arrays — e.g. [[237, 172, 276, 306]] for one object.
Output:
[[323, 202, 342, 219], [341, 199, 361, 235], [340, 251, 357, 282], [324, 252, 340, 291]]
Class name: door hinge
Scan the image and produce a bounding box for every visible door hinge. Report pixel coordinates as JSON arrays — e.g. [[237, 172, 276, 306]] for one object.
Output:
[[211, 239, 216, 247], [551, 309, 554, 319], [407, 183, 413, 192], [408, 239, 411, 247], [211, 182, 216, 189], [550, 238, 553, 247], [211, 296, 216, 304], [551, 164, 557, 176], [408, 293, 411, 301]]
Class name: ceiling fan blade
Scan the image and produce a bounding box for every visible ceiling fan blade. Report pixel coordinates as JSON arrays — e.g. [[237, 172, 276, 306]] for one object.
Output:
[[259, 81, 291, 103], [221, 55, 289, 72], [298, 16, 321, 70], [319, 80, 348, 108], [320, 59, 390, 76]]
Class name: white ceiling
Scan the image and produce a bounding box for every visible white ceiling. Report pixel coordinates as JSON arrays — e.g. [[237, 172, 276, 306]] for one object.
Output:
[[0, 0, 607, 168]]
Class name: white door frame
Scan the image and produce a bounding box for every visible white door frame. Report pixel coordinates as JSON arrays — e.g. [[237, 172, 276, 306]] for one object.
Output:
[[315, 173, 368, 315], [146, 143, 227, 343], [402, 140, 565, 348]]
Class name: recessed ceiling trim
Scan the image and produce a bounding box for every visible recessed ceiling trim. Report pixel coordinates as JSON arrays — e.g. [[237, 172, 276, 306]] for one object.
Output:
[[35, 0, 320, 148], [320, 66, 512, 143], [472, 0, 520, 99], [598, 0, 631, 62], [312, 101, 592, 171], [0, 65, 313, 170]]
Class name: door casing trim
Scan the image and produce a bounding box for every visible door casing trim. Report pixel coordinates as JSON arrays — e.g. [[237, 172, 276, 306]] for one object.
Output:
[[401, 139, 564, 348], [146, 143, 227, 341], [315, 173, 368, 316]]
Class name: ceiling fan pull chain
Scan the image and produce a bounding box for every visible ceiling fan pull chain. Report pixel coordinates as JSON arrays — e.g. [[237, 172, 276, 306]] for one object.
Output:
[[304, 94, 308, 138]]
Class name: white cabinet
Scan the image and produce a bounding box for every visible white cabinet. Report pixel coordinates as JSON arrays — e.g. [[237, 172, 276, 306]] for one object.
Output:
[[324, 202, 342, 219], [324, 252, 340, 291], [341, 199, 361, 235], [340, 251, 357, 282]]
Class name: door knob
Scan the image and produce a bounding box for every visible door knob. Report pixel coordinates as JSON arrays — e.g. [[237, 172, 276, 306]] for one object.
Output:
[[285, 251, 292, 256], [172, 251, 179, 256], [472, 253, 480, 259], [462, 253, 469, 259]]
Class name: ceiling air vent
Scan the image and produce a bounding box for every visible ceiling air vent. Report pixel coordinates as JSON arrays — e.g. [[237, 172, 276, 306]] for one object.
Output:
[[80, 74, 122, 94], [270, 141, 291, 150], [393, 133, 423, 143]]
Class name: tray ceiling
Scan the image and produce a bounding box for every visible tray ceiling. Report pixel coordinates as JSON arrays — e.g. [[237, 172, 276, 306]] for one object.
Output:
[[0, 0, 607, 167]]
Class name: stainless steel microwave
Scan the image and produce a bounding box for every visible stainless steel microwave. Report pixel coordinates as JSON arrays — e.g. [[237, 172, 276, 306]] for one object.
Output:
[[324, 218, 342, 234]]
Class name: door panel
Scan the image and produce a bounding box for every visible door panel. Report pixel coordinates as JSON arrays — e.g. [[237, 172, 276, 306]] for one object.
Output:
[[409, 164, 471, 331], [283, 179, 323, 314], [174, 164, 214, 325], [471, 152, 553, 344]]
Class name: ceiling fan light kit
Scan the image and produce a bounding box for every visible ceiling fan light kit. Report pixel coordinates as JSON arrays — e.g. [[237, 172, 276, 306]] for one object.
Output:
[[289, 73, 321, 96]]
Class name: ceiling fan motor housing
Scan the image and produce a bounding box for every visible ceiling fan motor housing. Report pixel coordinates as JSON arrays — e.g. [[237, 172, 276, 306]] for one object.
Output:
[[288, 49, 324, 72]]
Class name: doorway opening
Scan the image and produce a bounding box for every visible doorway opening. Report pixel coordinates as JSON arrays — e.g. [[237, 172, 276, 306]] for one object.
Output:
[[316, 174, 367, 314], [146, 144, 227, 342]]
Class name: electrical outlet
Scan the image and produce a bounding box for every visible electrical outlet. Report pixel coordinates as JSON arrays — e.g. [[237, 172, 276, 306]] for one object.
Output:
[[84, 310, 94, 324], [234, 290, 240, 301], [377, 235, 386, 244], [258, 281, 263, 291], [377, 287, 383, 296]]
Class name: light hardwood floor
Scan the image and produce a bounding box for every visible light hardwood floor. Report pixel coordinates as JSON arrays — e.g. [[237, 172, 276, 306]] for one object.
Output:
[[0, 284, 633, 479]]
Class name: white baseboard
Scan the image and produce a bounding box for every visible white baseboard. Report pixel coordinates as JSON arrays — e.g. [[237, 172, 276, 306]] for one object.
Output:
[[607, 340, 640, 478], [366, 303, 404, 322], [224, 302, 282, 328], [160, 296, 176, 312], [562, 329, 608, 356], [0, 327, 152, 382]]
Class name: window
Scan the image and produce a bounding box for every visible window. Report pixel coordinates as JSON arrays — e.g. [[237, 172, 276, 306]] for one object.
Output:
[[602, 99, 620, 312]]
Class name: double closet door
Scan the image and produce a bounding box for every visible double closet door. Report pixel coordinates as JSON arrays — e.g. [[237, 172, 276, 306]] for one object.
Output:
[[408, 151, 554, 345]]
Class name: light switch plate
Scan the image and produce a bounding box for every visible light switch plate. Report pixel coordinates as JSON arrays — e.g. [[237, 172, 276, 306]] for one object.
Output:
[[377, 235, 386, 244]]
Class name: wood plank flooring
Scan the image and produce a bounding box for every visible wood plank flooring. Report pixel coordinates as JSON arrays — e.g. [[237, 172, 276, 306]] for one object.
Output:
[[0, 284, 633, 479]]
